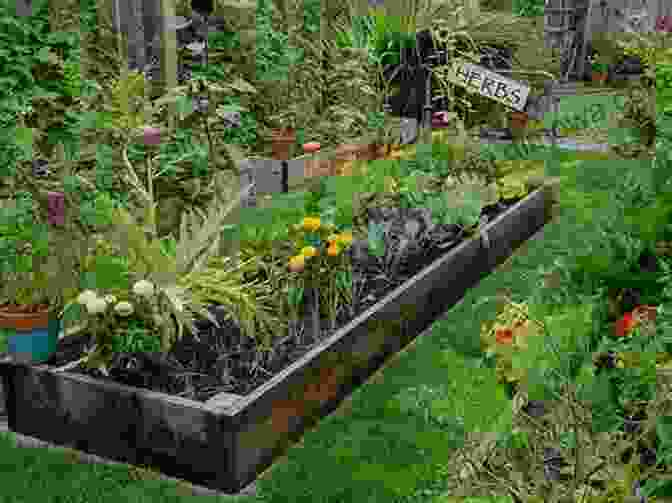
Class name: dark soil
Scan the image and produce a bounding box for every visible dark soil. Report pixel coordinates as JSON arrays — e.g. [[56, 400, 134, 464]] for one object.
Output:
[[47, 195, 525, 402]]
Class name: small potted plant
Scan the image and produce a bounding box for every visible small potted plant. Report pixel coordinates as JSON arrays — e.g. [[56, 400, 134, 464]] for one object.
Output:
[[302, 141, 333, 178], [0, 195, 60, 363], [0, 141, 108, 363], [268, 105, 300, 160], [590, 54, 610, 84]]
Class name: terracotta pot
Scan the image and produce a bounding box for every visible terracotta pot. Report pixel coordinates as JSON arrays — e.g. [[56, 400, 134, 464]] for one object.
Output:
[[508, 111, 529, 137], [270, 128, 296, 160], [592, 72, 608, 85], [302, 142, 334, 178], [0, 303, 50, 331]]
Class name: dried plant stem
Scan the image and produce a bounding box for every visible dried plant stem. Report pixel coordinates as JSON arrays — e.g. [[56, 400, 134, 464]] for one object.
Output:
[[121, 143, 153, 208]]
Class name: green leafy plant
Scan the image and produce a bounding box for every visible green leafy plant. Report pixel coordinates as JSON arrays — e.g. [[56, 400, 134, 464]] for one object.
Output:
[[0, 191, 51, 306], [512, 0, 544, 17], [59, 168, 253, 366], [656, 62, 672, 116], [304, 178, 329, 217], [335, 14, 375, 52], [367, 221, 387, 258], [111, 319, 162, 354], [255, 0, 304, 82], [102, 69, 149, 135], [456, 294, 672, 502], [426, 181, 492, 228], [590, 53, 610, 74], [479, 296, 544, 386], [395, 170, 434, 209], [428, 18, 483, 128], [181, 254, 282, 350], [366, 9, 417, 68], [64, 278, 190, 371], [302, 0, 321, 34]]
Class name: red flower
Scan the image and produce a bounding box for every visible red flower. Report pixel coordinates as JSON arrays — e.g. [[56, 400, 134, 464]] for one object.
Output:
[[495, 328, 514, 344], [614, 312, 639, 337]]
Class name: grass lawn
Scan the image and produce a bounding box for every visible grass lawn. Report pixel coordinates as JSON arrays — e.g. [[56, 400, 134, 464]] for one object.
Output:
[[540, 92, 635, 146]]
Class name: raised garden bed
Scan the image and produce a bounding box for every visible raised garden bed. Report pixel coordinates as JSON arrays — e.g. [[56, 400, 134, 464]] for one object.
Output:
[[0, 179, 557, 493]]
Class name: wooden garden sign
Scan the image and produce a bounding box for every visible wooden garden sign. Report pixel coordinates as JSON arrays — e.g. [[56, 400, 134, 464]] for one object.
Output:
[[445, 59, 531, 112]]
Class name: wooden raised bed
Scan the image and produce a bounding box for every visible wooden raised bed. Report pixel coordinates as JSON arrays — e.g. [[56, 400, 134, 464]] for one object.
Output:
[[0, 181, 557, 494]]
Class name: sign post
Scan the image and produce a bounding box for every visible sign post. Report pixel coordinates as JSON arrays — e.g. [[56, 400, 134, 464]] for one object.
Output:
[[443, 59, 531, 112]]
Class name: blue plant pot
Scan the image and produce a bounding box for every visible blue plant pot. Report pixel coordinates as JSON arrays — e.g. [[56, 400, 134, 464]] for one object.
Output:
[[6, 315, 59, 364]]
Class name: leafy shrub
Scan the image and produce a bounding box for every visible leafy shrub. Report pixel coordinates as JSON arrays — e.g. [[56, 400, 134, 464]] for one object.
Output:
[[512, 0, 544, 17]]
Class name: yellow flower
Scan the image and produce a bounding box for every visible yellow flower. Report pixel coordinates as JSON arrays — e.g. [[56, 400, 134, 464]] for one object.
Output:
[[301, 246, 318, 258], [337, 232, 353, 246], [301, 217, 321, 232], [288, 255, 306, 273]]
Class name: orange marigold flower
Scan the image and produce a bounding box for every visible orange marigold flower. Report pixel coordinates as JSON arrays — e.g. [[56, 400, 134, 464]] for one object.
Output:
[[495, 328, 514, 345]]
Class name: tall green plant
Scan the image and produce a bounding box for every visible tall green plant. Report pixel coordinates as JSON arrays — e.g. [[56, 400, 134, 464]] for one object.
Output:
[[255, 0, 303, 81]]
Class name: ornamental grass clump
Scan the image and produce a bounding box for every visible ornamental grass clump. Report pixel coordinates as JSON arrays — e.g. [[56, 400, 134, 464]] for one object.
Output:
[[179, 254, 282, 350]]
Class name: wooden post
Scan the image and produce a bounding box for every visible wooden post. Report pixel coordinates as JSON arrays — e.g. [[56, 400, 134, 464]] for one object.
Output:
[[577, 0, 594, 80], [157, 0, 178, 130]]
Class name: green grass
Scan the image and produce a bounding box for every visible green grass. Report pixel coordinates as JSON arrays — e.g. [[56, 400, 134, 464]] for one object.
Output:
[[541, 92, 621, 129], [539, 92, 636, 147]]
